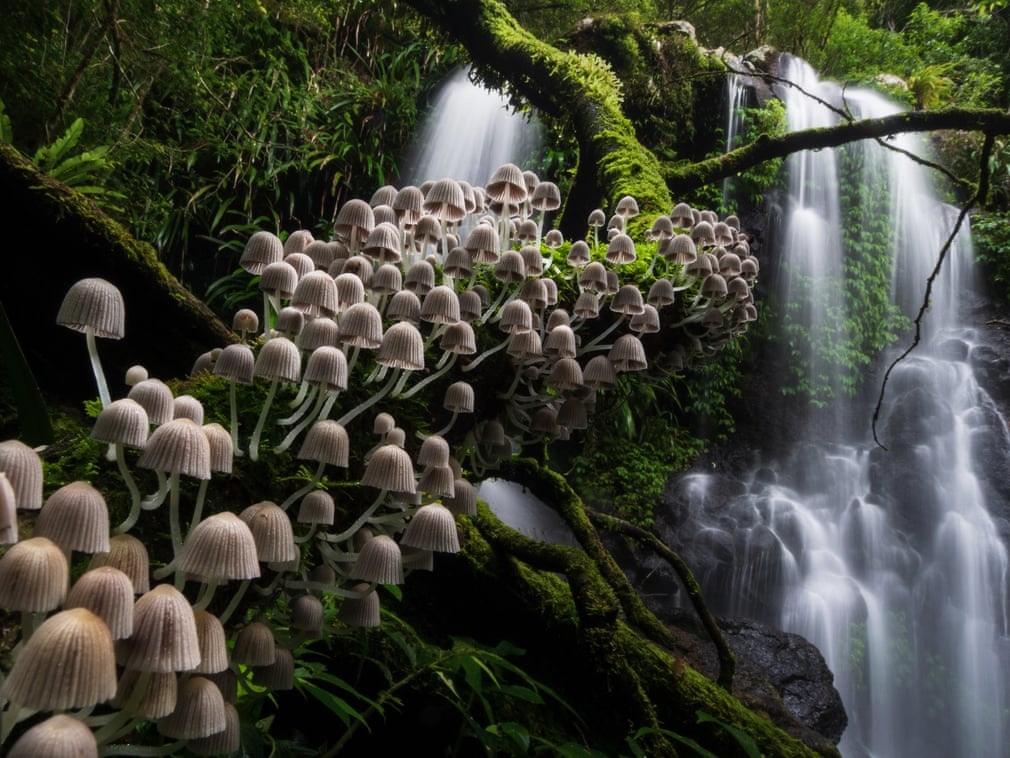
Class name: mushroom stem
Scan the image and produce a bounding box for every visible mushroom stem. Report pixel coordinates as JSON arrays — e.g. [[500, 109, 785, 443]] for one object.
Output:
[[141, 471, 169, 511], [320, 489, 388, 546], [168, 471, 184, 559], [283, 579, 375, 597], [294, 522, 319, 544], [431, 410, 461, 438], [99, 743, 185, 756], [193, 578, 220, 611], [189, 478, 210, 537], [580, 314, 627, 354], [273, 389, 331, 456], [85, 325, 112, 408], [229, 380, 245, 457], [335, 369, 400, 428], [93, 670, 151, 745], [462, 340, 508, 372], [398, 353, 457, 400], [280, 460, 327, 511], [113, 443, 144, 534], [279, 385, 318, 426], [249, 377, 280, 461]]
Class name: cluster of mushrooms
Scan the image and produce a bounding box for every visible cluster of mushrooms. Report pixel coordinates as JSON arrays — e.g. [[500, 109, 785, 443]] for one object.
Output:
[[0, 162, 757, 755]]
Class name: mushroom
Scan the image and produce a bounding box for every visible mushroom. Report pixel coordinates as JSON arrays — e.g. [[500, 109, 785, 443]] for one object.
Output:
[[56, 277, 125, 408]]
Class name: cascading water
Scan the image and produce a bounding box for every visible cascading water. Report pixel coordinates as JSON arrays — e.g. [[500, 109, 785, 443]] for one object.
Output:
[[674, 56, 1009, 757], [400, 66, 542, 187]]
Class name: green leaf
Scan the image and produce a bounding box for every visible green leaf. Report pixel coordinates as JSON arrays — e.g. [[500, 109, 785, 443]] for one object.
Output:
[[696, 710, 762, 758], [298, 681, 369, 729]]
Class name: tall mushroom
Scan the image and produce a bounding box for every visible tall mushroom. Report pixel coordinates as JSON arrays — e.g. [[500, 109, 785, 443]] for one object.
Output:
[[56, 277, 125, 408]]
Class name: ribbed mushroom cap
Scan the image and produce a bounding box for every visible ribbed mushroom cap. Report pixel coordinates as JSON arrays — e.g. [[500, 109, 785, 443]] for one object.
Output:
[[178, 512, 261, 581], [661, 233, 697, 265], [157, 675, 226, 740], [92, 398, 149, 448], [373, 412, 396, 436], [404, 260, 436, 296], [611, 284, 646, 316], [464, 222, 501, 264], [338, 583, 381, 627], [338, 302, 383, 349], [190, 610, 230, 675], [498, 299, 533, 335], [0, 536, 68, 611], [0, 473, 16, 544], [297, 490, 335, 525], [402, 503, 460, 553], [291, 270, 339, 318], [232, 308, 260, 334], [413, 214, 441, 249], [334, 272, 366, 311], [7, 714, 98, 758], [647, 278, 677, 308], [417, 434, 450, 468], [564, 241, 590, 270], [57, 277, 125, 339], [385, 289, 421, 324], [370, 264, 402, 297], [114, 669, 178, 718], [494, 250, 526, 284], [507, 329, 542, 361], [241, 501, 298, 563], [544, 229, 564, 248], [253, 646, 295, 690], [440, 321, 477, 355], [515, 247, 543, 279], [298, 420, 349, 467], [90, 533, 150, 594], [352, 535, 403, 584], [670, 202, 694, 228], [701, 272, 729, 300], [334, 198, 375, 250], [309, 563, 337, 586], [719, 251, 743, 278], [370, 184, 399, 208], [544, 325, 577, 359], [740, 256, 759, 281], [35, 480, 109, 554], [393, 185, 425, 225], [557, 396, 589, 430], [187, 701, 240, 756], [486, 162, 528, 205], [691, 220, 716, 247], [530, 406, 559, 436], [274, 306, 305, 337], [283, 229, 314, 256], [361, 444, 416, 495], [0, 438, 44, 509], [519, 278, 549, 311], [125, 584, 200, 673], [386, 428, 407, 448], [531, 180, 561, 212], [341, 254, 374, 287], [701, 306, 724, 329], [444, 478, 476, 516], [713, 220, 735, 246], [259, 260, 298, 300], [303, 346, 348, 392], [573, 291, 600, 320], [298, 317, 340, 351], [421, 285, 461, 325], [423, 178, 466, 222], [3, 607, 117, 710], [240, 231, 284, 275], [608, 334, 648, 372], [304, 240, 336, 270], [66, 566, 134, 639], [173, 394, 204, 425], [651, 215, 675, 240], [124, 379, 173, 427], [578, 261, 608, 293], [444, 246, 473, 280], [201, 423, 233, 475], [458, 289, 483, 322], [630, 304, 661, 334], [583, 355, 618, 389], [548, 357, 584, 391], [290, 594, 324, 633], [443, 381, 475, 414], [285, 252, 315, 279], [233, 620, 276, 666], [254, 336, 301, 383], [377, 321, 425, 370], [605, 233, 636, 265], [137, 418, 211, 480]]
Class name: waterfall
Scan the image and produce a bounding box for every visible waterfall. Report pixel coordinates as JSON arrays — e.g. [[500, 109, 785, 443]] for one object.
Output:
[[400, 66, 542, 187], [675, 56, 1010, 757]]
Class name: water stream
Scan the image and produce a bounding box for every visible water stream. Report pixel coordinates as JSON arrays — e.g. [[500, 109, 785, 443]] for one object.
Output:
[[678, 56, 1010, 757]]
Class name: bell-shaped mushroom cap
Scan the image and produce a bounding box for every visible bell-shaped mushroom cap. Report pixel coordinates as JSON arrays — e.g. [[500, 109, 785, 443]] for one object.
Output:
[[412, 214, 441, 249], [240, 230, 284, 275], [508, 329, 542, 361], [233, 620, 276, 666], [418, 434, 450, 468], [386, 428, 407, 448], [701, 272, 729, 300], [35, 481, 109, 557], [661, 233, 697, 265], [297, 420, 349, 467], [544, 325, 577, 359], [548, 357, 584, 391], [285, 252, 315, 279], [650, 215, 675, 240], [137, 418, 211, 480], [0, 536, 68, 611], [338, 583, 381, 627], [630, 304, 661, 334], [192, 610, 230, 674], [370, 184, 398, 208], [606, 232, 636, 265], [583, 355, 618, 390], [404, 260, 436, 297], [377, 321, 425, 370], [253, 336, 301, 383], [57, 277, 125, 339], [386, 289, 421, 324], [574, 291, 600, 320], [530, 180, 561, 212], [178, 512, 261, 581], [201, 423, 233, 475], [371, 263, 403, 296], [7, 714, 98, 758], [444, 246, 473, 280], [114, 669, 178, 718], [291, 270, 340, 318], [340, 254, 374, 287], [128, 378, 175, 425], [298, 316, 340, 351], [557, 396, 589, 430], [157, 675, 227, 740], [443, 381, 475, 414], [297, 490, 335, 525], [90, 533, 150, 594], [684, 252, 713, 278], [338, 302, 383, 348], [352, 535, 403, 584], [0, 473, 16, 544], [92, 398, 149, 449], [0, 438, 44, 509], [290, 594, 324, 633], [486, 162, 528, 205], [498, 299, 533, 335], [544, 229, 564, 248], [275, 306, 305, 337], [424, 177, 466, 222], [402, 503, 460, 553], [303, 345, 348, 392], [578, 261, 608, 293], [253, 646, 295, 690], [393, 185, 425, 225], [125, 584, 201, 672], [373, 412, 396, 436], [444, 478, 477, 516], [691, 219, 716, 247], [232, 308, 260, 334], [173, 394, 204, 425], [240, 501, 298, 563], [519, 278, 549, 312], [518, 246, 544, 279], [456, 289, 482, 322], [361, 444, 416, 496], [3, 607, 117, 710], [334, 198, 375, 249], [334, 272, 366, 311], [259, 260, 298, 300], [187, 701, 241, 756], [66, 566, 134, 639], [608, 334, 648, 372], [303, 239, 336, 270], [670, 202, 694, 228], [421, 285, 461, 325], [418, 465, 454, 498], [615, 194, 640, 218], [440, 321, 476, 355], [647, 278, 677, 308]]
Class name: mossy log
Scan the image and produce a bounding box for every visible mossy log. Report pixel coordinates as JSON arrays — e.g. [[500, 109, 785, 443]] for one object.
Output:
[[0, 143, 235, 406]]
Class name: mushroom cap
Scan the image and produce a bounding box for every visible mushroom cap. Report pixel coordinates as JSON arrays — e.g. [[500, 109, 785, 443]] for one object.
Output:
[[137, 418, 211, 480], [507, 329, 542, 361], [128, 378, 175, 425], [373, 412, 396, 436], [334, 272, 366, 310], [57, 277, 125, 338], [233, 620, 276, 666], [531, 181, 561, 212], [0, 535, 69, 611], [519, 278, 549, 310], [290, 593, 325, 633], [297, 490, 335, 525], [393, 185, 425, 225], [192, 610, 230, 674], [583, 355, 618, 389], [420, 285, 461, 325], [304, 345, 348, 392], [92, 398, 149, 448], [338, 584, 381, 627], [252, 645, 295, 690], [444, 246, 473, 279], [239, 231, 284, 275], [303, 240, 336, 270], [578, 261, 608, 292], [0, 473, 16, 544], [443, 381, 475, 413], [486, 162, 528, 205], [291, 270, 340, 318], [240, 501, 298, 563], [608, 334, 648, 372], [498, 299, 533, 335], [611, 284, 645, 316], [125, 584, 201, 673], [606, 232, 636, 264], [423, 178, 466, 222], [544, 325, 577, 359], [557, 396, 589, 430], [548, 357, 584, 391], [232, 308, 260, 334], [187, 701, 241, 756], [458, 289, 483, 321], [259, 260, 298, 299], [440, 321, 477, 355], [402, 503, 460, 553], [298, 316, 341, 351], [338, 302, 384, 348], [285, 252, 316, 279], [567, 240, 591, 268], [275, 306, 305, 337], [173, 394, 204, 424], [178, 512, 261, 581], [377, 321, 425, 370], [630, 304, 661, 334], [3, 607, 117, 710], [386, 289, 422, 324], [444, 478, 477, 516], [114, 669, 178, 719], [352, 535, 403, 584], [66, 566, 135, 639], [574, 290, 600, 319], [202, 423, 234, 474], [647, 278, 677, 308], [157, 675, 227, 740], [417, 434, 450, 468], [334, 199, 375, 245], [361, 444, 416, 495], [371, 263, 403, 295], [253, 336, 301, 383], [404, 260, 435, 296], [297, 420, 349, 467], [89, 533, 150, 594], [419, 465, 455, 498], [0, 438, 44, 509], [7, 714, 99, 758]]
